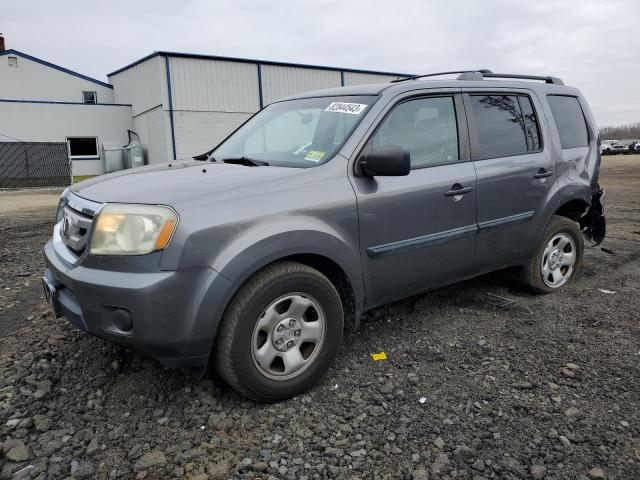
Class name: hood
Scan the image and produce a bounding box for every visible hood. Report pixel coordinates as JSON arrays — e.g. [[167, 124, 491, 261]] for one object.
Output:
[[72, 160, 303, 206]]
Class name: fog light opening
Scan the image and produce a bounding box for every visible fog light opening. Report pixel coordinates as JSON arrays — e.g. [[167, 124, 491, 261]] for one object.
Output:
[[112, 308, 133, 332]]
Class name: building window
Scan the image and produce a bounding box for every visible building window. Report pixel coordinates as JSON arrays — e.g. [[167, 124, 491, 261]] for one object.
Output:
[[82, 91, 97, 104], [7, 56, 18, 67], [67, 137, 99, 159]]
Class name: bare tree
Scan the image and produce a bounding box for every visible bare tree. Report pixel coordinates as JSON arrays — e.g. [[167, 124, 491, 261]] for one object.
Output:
[[600, 122, 640, 140]]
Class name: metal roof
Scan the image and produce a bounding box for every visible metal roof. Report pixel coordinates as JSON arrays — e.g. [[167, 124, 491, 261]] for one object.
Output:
[[0, 49, 113, 89], [107, 50, 414, 78]]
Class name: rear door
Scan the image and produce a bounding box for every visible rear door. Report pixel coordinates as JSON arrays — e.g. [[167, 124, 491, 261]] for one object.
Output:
[[462, 91, 554, 271], [351, 93, 477, 306]]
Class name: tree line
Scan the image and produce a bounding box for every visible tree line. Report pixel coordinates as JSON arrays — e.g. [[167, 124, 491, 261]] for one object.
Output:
[[599, 122, 640, 140]]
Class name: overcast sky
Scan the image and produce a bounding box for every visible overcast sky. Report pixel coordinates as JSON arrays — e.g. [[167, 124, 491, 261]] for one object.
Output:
[[3, 0, 639, 126]]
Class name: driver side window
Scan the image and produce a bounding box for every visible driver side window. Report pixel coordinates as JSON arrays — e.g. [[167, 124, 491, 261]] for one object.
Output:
[[371, 96, 459, 168]]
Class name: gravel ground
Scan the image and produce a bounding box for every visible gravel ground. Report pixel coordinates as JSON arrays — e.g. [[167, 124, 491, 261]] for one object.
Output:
[[1, 157, 639, 480]]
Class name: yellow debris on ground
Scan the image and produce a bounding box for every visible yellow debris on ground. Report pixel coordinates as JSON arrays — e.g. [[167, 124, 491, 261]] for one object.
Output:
[[371, 352, 388, 361]]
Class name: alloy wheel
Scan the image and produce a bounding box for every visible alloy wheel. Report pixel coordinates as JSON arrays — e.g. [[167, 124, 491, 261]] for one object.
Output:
[[251, 293, 326, 380], [541, 233, 576, 288]]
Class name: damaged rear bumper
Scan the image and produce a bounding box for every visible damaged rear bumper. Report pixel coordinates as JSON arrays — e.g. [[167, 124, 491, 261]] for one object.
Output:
[[581, 187, 606, 245]]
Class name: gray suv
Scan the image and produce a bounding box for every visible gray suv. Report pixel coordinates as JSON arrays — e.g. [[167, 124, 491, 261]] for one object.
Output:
[[43, 70, 606, 402]]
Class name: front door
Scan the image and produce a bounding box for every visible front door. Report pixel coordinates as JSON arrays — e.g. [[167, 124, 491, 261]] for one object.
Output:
[[462, 92, 555, 271], [351, 94, 478, 307]]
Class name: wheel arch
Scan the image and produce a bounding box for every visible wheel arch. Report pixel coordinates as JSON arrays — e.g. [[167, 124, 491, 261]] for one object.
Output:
[[280, 253, 358, 332], [544, 184, 604, 245], [535, 183, 592, 243], [554, 197, 590, 222], [203, 230, 365, 345]]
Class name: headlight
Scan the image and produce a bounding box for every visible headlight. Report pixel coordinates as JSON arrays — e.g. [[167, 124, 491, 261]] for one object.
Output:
[[90, 204, 178, 255], [56, 187, 70, 223]]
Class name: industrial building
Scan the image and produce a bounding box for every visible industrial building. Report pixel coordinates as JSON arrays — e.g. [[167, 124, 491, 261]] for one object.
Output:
[[0, 33, 411, 180], [0, 42, 133, 177], [108, 52, 411, 166]]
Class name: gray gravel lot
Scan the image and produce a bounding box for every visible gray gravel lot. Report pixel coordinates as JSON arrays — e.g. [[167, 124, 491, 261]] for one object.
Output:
[[1, 158, 639, 479]]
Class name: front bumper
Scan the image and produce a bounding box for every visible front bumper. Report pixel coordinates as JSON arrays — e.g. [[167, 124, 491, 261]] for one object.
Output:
[[43, 239, 231, 368]]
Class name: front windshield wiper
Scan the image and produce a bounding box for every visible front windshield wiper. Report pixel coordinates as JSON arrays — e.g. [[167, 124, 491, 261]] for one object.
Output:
[[218, 156, 269, 167]]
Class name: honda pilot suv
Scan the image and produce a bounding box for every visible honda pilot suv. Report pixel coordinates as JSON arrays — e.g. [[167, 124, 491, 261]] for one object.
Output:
[[43, 70, 606, 402]]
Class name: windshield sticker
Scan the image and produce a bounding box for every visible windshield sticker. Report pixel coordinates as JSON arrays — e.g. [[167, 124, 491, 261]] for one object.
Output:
[[304, 150, 326, 162], [324, 102, 368, 115]]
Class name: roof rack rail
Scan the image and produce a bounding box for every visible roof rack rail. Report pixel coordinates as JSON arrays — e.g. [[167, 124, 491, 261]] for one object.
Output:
[[457, 71, 564, 85], [390, 69, 493, 83]]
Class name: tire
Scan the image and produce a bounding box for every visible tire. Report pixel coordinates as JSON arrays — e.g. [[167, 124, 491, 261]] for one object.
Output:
[[214, 261, 343, 402], [520, 215, 583, 294]]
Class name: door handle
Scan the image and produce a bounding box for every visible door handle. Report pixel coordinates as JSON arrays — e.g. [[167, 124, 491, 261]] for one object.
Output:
[[444, 184, 474, 197], [533, 169, 554, 179]]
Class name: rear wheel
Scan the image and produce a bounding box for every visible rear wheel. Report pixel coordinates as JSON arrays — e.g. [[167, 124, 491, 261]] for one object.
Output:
[[214, 261, 343, 402], [520, 215, 583, 294]]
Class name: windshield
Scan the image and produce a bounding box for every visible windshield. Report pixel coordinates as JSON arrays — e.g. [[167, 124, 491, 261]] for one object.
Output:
[[210, 95, 377, 167]]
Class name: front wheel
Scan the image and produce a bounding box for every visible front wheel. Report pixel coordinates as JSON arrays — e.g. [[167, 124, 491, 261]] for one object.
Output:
[[214, 261, 343, 402], [520, 215, 584, 294]]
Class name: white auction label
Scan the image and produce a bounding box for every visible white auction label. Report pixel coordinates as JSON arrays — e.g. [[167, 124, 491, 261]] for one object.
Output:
[[324, 102, 368, 115]]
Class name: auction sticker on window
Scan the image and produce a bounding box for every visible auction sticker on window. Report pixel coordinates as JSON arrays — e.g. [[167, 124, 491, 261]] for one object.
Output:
[[304, 150, 326, 162], [324, 102, 368, 115]]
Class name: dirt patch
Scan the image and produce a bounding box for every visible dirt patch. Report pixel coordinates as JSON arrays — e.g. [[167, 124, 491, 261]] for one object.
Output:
[[0, 189, 63, 215], [1, 160, 639, 479]]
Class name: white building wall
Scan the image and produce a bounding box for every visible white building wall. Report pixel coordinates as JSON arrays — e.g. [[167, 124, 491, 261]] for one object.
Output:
[[132, 106, 170, 165], [103, 54, 412, 166], [0, 52, 115, 103], [173, 111, 252, 159], [109, 56, 172, 165], [163, 56, 261, 159], [0, 101, 133, 176], [261, 65, 341, 105], [168, 57, 260, 113], [343, 71, 405, 86], [166, 63, 404, 160], [109, 56, 164, 116]]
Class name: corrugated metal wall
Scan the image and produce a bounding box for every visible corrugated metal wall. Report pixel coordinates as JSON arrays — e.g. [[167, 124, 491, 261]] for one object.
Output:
[[109, 53, 408, 163], [260, 65, 342, 105], [173, 111, 253, 158], [110, 56, 172, 165], [166, 61, 403, 158], [168, 57, 260, 113], [343, 72, 405, 86], [131, 106, 169, 167], [110, 56, 164, 116]]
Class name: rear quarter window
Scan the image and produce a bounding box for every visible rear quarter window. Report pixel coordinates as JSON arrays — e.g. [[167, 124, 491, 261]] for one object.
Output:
[[547, 95, 589, 149]]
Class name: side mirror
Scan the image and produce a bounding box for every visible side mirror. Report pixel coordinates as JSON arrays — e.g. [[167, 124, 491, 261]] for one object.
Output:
[[358, 147, 410, 177]]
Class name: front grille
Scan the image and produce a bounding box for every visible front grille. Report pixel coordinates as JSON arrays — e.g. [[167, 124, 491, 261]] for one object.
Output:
[[60, 205, 94, 255], [55, 193, 103, 262]]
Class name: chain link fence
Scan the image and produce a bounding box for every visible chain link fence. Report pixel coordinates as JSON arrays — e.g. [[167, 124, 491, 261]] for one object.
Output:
[[0, 142, 71, 189]]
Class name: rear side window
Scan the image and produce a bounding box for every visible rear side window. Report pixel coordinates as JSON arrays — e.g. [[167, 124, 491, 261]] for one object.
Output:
[[547, 95, 589, 149], [469, 95, 541, 158]]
